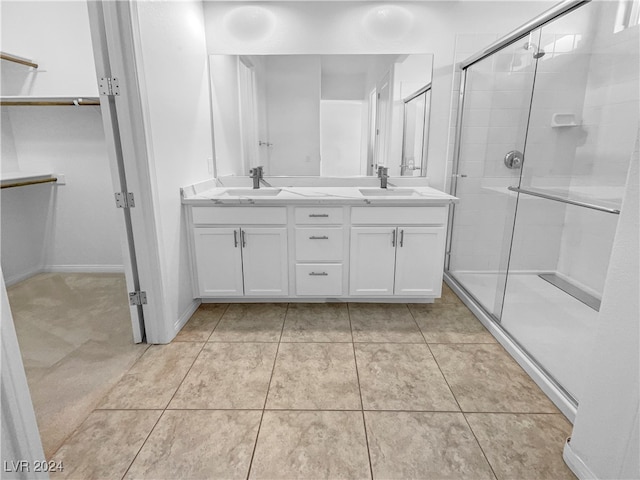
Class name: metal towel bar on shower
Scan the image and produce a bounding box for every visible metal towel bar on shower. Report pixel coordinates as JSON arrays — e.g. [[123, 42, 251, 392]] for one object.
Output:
[[507, 186, 620, 214]]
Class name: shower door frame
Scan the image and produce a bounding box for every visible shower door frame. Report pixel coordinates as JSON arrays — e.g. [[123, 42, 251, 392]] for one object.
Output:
[[444, 0, 592, 422]]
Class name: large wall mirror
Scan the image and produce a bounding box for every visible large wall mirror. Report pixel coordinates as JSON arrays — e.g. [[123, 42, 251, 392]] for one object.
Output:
[[210, 54, 433, 177]]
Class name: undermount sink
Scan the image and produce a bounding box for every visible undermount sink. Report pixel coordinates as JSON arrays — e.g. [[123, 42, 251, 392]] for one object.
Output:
[[359, 188, 417, 197], [223, 188, 282, 196]]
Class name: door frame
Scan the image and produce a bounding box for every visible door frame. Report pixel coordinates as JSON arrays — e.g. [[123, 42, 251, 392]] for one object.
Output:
[[373, 71, 391, 172], [87, 1, 169, 344], [1, 273, 47, 479]]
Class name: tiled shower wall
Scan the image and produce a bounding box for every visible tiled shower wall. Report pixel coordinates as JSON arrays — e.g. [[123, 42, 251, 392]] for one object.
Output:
[[555, 2, 639, 295], [448, 2, 638, 297]]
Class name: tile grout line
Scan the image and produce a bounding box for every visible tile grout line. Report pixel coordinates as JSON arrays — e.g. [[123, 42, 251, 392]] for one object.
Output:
[[460, 412, 499, 480], [245, 303, 289, 480], [348, 303, 375, 480], [120, 305, 228, 480], [427, 349, 500, 480], [95, 407, 501, 413], [47, 343, 153, 461], [408, 304, 500, 480], [204, 303, 232, 342]]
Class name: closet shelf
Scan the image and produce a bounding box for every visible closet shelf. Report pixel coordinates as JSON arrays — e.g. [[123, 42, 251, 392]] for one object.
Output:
[[1, 96, 100, 106], [0, 52, 38, 69], [1, 172, 59, 189]]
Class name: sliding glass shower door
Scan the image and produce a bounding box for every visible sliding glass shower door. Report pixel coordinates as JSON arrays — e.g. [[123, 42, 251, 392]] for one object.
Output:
[[448, 0, 638, 404], [499, 1, 638, 401], [448, 30, 542, 319]]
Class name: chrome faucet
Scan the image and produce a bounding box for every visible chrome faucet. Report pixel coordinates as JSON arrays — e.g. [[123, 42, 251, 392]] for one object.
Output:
[[377, 166, 389, 189], [249, 166, 264, 189]]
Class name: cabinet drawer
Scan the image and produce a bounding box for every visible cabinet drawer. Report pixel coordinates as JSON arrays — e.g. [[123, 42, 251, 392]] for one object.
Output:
[[295, 264, 343, 296], [351, 206, 447, 225], [295, 227, 344, 262], [192, 207, 286, 225], [295, 207, 343, 224]]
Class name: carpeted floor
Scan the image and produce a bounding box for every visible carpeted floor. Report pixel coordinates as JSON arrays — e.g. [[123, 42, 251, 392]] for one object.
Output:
[[7, 272, 148, 458]]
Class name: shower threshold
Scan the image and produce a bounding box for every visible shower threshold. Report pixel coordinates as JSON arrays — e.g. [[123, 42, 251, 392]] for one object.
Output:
[[538, 273, 601, 311]]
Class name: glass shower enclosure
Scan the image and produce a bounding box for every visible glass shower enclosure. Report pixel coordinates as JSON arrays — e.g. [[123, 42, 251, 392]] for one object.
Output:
[[446, 0, 638, 415]]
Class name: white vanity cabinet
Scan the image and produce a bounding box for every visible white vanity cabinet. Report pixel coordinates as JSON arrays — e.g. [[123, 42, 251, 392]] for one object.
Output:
[[185, 192, 454, 302], [190, 207, 288, 297], [349, 207, 447, 297], [193, 227, 244, 296]]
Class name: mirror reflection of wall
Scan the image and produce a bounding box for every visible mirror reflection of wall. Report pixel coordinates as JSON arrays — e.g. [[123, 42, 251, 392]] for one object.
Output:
[[402, 86, 431, 176], [209, 54, 433, 177]]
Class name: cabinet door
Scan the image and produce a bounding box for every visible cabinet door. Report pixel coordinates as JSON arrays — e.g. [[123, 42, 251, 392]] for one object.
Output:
[[193, 228, 244, 296], [349, 227, 397, 296], [241, 227, 289, 296], [394, 226, 446, 296]]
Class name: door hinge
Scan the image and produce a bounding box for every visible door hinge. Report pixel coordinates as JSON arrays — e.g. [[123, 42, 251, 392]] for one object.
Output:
[[129, 291, 147, 306], [115, 192, 135, 208], [99, 77, 120, 96]]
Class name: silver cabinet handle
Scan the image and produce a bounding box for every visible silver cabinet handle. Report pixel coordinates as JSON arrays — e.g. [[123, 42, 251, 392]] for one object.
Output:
[[392, 229, 396, 247], [309, 214, 329, 217], [399, 229, 404, 247], [233, 230, 238, 248], [309, 272, 328, 276], [309, 236, 329, 240], [241, 229, 246, 247]]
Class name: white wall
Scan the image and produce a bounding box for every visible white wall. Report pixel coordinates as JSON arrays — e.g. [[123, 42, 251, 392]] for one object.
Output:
[[1, 108, 123, 284], [264, 55, 321, 176], [555, 1, 639, 295], [1, 110, 19, 172], [320, 100, 363, 176], [565, 136, 639, 480], [388, 54, 433, 176], [131, 0, 214, 340], [210, 55, 243, 177], [0, 1, 98, 97], [203, 1, 555, 189], [1, 1, 122, 285]]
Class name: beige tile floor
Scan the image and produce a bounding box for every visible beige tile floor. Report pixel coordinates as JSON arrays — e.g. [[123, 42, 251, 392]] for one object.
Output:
[[49, 285, 576, 479]]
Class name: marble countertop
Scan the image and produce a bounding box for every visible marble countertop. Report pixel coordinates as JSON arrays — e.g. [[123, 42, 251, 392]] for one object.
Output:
[[182, 185, 458, 206]]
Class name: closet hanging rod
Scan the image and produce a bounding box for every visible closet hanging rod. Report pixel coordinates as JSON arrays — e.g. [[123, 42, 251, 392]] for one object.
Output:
[[0, 52, 38, 69], [1, 177, 58, 190], [0, 98, 100, 106], [507, 186, 620, 214]]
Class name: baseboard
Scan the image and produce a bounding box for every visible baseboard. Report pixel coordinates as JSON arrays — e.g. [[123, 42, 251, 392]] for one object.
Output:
[[563, 438, 598, 479], [173, 298, 201, 335], [201, 297, 436, 303], [44, 265, 125, 274], [4, 267, 44, 287]]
